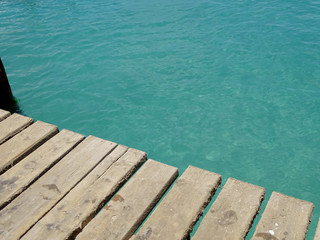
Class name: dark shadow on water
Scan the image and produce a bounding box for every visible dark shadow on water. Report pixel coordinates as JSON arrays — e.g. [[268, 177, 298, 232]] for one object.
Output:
[[0, 97, 23, 115], [0, 57, 23, 114]]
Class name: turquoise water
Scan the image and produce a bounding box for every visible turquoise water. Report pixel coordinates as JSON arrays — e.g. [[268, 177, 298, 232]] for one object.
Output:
[[1, 0, 320, 237]]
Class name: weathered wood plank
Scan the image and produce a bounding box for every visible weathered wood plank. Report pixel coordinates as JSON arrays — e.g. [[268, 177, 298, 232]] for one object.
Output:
[[0, 121, 58, 174], [132, 166, 221, 240], [0, 129, 85, 210], [314, 218, 320, 240], [192, 178, 265, 240], [0, 135, 117, 240], [21, 146, 147, 240], [0, 113, 33, 145], [0, 109, 10, 121], [252, 192, 314, 240], [76, 159, 178, 240]]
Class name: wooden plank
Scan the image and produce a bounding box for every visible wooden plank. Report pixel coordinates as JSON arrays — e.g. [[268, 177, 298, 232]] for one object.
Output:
[[0, 135, 117, 240], [314, 218, 320, 240], [21, 146, 147, 240], [0, 113, 33, 145], [0, 121, 58, 174], [0, 109, 10, 121], [0, 129, 85, 210], [192, 178, 265, 240], [76, 159, 179, 240], [132, 166, 221, 240], [252, 192, 314, 240]]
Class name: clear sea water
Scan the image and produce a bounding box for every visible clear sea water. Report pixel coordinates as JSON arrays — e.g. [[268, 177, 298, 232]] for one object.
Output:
[[1, 0, 319, 238]]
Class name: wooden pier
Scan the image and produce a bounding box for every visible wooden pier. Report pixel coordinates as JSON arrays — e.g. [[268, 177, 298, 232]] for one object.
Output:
[[0, 108, 318, 240]]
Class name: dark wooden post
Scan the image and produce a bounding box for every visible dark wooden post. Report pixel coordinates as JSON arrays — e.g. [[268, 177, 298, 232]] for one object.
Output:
[[0, 58, 18, 111]]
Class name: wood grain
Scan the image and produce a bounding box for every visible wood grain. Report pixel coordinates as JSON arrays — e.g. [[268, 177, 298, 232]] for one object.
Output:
[[314, 218, 320, 240], [0, 135, 117, 240], [0, 113, 33, 145], [252, 192, 314, 240], [0, 129, 84, 209], [133, 166, 221, 240], [76, 159, 178, 240], [0, 121, 58, 174], [21, 146, 147, 240], [193, 178, 265, 240], [0, 109, 10, 121]]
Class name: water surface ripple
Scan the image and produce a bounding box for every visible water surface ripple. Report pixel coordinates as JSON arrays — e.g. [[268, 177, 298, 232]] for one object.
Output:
[[1, 0, 319, 238]]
